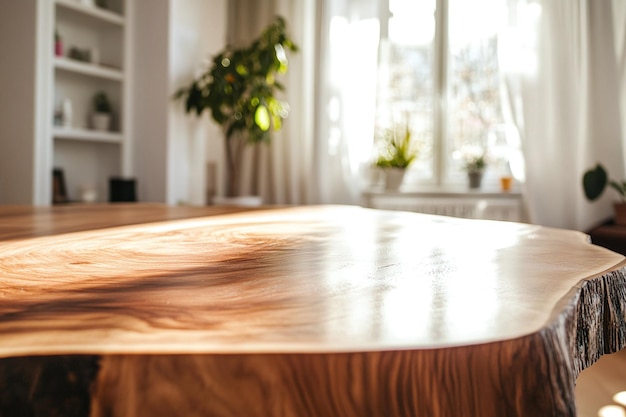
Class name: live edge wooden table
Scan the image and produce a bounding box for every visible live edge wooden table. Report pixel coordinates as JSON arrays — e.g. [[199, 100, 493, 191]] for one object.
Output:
[[0, 204, 625, 417]]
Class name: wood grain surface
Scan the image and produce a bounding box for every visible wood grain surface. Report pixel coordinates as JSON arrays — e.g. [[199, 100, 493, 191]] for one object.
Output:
[[0, 203, 624, 417]]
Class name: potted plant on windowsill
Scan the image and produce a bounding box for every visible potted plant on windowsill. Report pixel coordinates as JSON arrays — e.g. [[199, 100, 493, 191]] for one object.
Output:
[[373, 124, 418, 190], [91, 91, 112, 132], [582, 163, 626, 225], [174, 16, 298, 202], [464, 154, 487, 189]]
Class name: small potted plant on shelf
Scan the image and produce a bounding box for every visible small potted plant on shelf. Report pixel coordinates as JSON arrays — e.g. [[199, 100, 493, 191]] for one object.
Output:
[[582, 163, 626, 225], [91, 91, 112, 131], [373, 124, 418, 190], [174, 16, 298, 201]]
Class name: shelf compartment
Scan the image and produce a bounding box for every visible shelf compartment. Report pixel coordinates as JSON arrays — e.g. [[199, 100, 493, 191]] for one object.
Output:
[[53, 127, 122, 144], [55, 0, 124, 26]]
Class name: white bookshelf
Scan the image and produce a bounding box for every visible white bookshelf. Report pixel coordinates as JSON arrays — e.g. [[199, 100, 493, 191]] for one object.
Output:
[[51, 0, 130, 203]]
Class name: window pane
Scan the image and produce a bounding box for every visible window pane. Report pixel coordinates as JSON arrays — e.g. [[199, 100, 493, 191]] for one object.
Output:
[[446, 0, 508, 183], [374, 0, 436, 181]]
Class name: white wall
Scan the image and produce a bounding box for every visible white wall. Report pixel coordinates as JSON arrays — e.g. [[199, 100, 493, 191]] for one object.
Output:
[[133, 0, 226, 205], [168, 0, 226, 205], [0, 1, 38, 204], [132, 0, 170, 203]]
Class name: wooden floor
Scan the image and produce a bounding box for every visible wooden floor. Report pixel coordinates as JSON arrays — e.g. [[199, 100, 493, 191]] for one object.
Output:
[[577, 349, 626, 417]]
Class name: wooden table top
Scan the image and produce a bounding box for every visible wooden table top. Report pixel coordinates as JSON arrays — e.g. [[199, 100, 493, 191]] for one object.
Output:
[[0, 203, 622, 357], [1, 203, 625, 417]]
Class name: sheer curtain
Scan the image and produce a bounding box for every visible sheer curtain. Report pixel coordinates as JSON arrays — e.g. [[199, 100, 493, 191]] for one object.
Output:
[[225, 0, 317, 204], [312, 0, 382, 204], [613, 0, 626, 166], [502, 0, 625, 231], [227, 0, 382, 205]]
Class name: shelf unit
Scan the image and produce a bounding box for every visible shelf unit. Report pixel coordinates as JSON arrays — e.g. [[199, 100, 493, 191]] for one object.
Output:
[[50, 0, 129, 203]]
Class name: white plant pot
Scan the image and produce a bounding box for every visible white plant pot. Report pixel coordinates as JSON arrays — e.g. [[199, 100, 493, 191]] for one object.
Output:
[[91, 113, 111, 131], [384, 168, 406, 190]]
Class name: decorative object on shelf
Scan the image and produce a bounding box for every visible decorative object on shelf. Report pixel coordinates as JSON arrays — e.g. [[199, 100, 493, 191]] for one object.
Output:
[[91, 91, 112, 131], [52, 168, 68, 204], [80, 185, 98, 203], [68, 47, 92, 63], [500, 176, 513, 191], [54, 30, 63, 57], [109, 177, 137, 202], [582, 163, 626, 225], [175, 16, 298, 198], [61, 98, 73, 127], [373, 124, 418, 190], [53, 105, 63, 126]]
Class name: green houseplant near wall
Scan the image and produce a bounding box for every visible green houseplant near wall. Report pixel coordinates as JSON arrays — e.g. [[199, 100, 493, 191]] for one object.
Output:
[[582, 163, 626, 225], [175, 16, 298, 198], [374, 124, 418, 190]]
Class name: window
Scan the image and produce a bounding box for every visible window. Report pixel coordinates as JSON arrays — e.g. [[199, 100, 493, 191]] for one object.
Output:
[[373, 0, 516, 186]]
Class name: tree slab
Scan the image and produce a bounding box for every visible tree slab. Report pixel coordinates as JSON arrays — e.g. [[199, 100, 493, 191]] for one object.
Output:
[[0, 204, 624, 416]]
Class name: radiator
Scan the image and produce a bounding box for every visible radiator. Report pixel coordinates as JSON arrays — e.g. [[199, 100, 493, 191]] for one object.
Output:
[[362, 194, 524, 222]]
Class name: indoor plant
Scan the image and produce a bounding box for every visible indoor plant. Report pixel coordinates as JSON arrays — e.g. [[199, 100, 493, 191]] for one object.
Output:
[[374, 124, 418, 190], [91, 91, 112, 131], [582, 163, 626, 224], [463, 152, 487, 188], [175, 16, 298, 198]]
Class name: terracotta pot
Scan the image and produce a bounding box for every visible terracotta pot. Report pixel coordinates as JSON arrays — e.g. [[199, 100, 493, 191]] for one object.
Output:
[[614, 202, 626, 226]]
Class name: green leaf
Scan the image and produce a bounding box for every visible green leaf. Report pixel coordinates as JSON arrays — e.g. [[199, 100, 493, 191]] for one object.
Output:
[[582, 164, 608, 200], [254, 105, 270, 131]]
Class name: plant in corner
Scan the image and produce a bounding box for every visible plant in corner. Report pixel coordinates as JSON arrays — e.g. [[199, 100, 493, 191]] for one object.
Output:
[[174, 16, 298, 198], [91, 91, 112, 132], [374, 124, 418, 190], [582, 163, 626, 225]]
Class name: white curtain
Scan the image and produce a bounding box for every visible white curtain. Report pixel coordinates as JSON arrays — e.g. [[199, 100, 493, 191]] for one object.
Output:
[[225, 0, 318, 204], [503, 0, 624, 231], [312, 0, 381, 204], [613, 0, 626, 167], [228, 0, 381, 205]]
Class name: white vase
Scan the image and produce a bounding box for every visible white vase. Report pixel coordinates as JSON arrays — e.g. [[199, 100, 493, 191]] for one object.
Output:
[[384, 168, 406, 190], [91, 113, 111, 131], [61, 98, 73, 127]]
